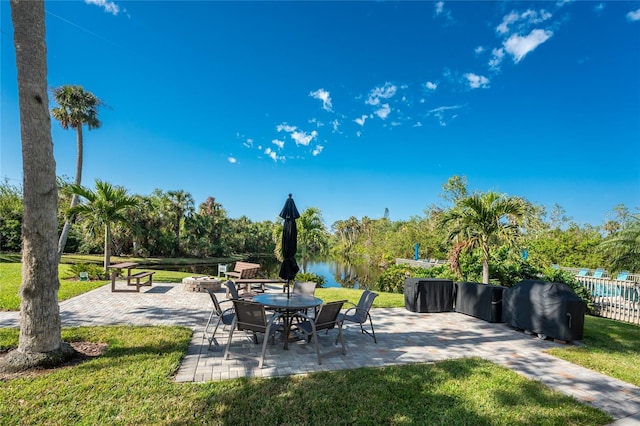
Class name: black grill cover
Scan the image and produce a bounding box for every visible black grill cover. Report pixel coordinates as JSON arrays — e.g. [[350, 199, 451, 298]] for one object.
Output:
[[502, 280, 586, 341], [404, 278, 454, 313], [455, 282, 506, 323]]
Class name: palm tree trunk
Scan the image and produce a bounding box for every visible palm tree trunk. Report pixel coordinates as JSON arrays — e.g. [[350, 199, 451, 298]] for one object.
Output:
[[56, 122, 84, 259], [104, 223, 111, 272], [1, 0, 74, 372], [482, 242, 490, 284]]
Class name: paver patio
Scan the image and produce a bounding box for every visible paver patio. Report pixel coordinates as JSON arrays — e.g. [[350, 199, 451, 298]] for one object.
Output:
[[1, 282, 638, 424]]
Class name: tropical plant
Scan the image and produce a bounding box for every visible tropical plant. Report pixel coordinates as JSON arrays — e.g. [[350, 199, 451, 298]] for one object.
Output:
[[51, 84, 104, 259], [165, 190, 194, 256], [440, 192, 526, 284], [295, 272, 326, 288], [297, 207, 329, 264], [600, 213, 640, 273], [0, 179, 23, 252], [374, 264, 456, 294], [1, 0, 73, 372], [66, 180, 138, 271]]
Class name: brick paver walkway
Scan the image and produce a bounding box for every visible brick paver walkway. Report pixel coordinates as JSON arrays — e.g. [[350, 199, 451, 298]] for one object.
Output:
[[1, 282, 638, 424]]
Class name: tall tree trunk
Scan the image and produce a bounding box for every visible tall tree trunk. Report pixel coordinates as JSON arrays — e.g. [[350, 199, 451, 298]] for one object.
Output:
[[56, 118, 84, 259], [482, 242, 490, 284], [104, 223, 111, 272], [1, 0, 74, 373]]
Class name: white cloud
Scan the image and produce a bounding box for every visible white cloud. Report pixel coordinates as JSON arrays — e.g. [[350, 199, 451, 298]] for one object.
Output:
[[243, 138, 254, 148], [331, 119, 340, 132], [354, 115, 368, 126], [291, 130, 317, 146], [276, 123, 297, 133], [428, 105, 464, 127], [85, 0, 120, 15], [425, 81, 438, 90], [464, 73, 490, 89], [496, 9, 552, 35], [489, 47, 505, 70], [312, 145, 324, 156], [228, 157, 237, 164], [374, 104, 391, 119], [272, 139, 285, 149], [435, 1, 444, 15], [434, 1, 454, 23], [366, 82, 397, 106], [264, 147, 285, 162], [504, 29, 553, 63], [309, 88, 333, 112], [627, 9, 640, 21], [474, 46, 485, 55]]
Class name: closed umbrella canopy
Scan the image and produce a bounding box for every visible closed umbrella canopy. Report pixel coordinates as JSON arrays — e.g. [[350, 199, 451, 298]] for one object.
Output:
[[278, 194, 300, 296]]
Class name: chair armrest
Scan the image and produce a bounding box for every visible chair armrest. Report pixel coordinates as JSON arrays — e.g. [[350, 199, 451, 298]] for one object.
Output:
[[342, 306, 370, 321]]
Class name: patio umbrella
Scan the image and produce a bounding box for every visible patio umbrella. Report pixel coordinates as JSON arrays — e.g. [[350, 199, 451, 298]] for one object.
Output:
[[278, 194, 300, 298]]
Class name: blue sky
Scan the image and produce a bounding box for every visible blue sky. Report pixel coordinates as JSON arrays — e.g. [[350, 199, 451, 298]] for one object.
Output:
[[1, 1, 639, 228]]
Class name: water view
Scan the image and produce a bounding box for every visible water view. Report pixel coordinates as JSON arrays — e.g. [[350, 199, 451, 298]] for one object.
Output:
[[157, 258, 381, 290]]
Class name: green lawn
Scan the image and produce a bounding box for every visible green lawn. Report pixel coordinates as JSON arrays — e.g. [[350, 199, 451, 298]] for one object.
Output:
[[547, 315, 640, 387], [0, 326, 611, 425], [0, 262, 195, 311]]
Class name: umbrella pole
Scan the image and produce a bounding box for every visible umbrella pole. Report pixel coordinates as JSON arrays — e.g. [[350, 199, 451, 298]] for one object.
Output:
[[287, 279, 291, 298]]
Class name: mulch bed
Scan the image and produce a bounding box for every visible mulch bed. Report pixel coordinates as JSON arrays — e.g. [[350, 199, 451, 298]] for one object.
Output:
[[0, 342, 107, 381]]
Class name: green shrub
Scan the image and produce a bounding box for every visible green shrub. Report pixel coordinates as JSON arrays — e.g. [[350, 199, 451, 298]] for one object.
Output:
[[68, 263, 108, 280], [541, 267, 594, 313], [295, 272, 326, 288], [374, 264, 456, 294]]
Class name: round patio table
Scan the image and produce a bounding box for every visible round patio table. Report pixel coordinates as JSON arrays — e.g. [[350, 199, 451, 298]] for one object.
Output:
[[252, 294, 322, 350]]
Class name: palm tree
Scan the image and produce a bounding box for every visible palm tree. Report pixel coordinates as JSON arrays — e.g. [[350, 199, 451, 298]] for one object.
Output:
[[1, 0, 73, 372], [165, 190, 194, 256], [600, 214, 640, 273], [67, 180, 138, 271], [440, 192, 525, 284], [51, 85, 104, 259], [297, 207, 329, 272]]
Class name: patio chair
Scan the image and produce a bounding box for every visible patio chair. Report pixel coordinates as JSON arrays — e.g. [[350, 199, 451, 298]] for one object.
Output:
[[616, 271, 630, 281], [338, 290, 378, 343], [292, 281, 317, 296], [204, 289, 235, 349], [293, 300, 347, 365], [225, 280, 255, 300], [224, 299, 281, 368], [577, 268, 589, 277]]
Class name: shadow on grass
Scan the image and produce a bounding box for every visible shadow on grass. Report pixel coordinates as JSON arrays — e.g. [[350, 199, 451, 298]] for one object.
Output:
[[202, 358, 610, 426]]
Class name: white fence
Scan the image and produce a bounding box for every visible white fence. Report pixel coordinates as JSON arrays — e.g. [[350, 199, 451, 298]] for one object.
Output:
[[576, 276, 640, 325]]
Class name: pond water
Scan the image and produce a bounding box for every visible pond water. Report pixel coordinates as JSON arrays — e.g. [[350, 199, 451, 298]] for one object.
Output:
[[154, 257, 381, 289]]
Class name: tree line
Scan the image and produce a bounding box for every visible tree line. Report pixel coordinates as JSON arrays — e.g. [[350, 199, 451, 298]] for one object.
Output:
[[2, 175, 638, 279]]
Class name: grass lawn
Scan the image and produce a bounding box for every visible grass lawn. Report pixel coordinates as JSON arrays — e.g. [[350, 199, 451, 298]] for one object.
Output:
[[0, 326, 611, 425], [0, 263, 195, 311], [547, 315, 640, 387]]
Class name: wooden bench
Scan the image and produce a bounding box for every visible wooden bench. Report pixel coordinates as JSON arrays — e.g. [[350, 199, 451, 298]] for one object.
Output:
[[110, 263, 155, 293], [224, 262, 261, 280], [228, 278, 287, 298], [126, 271, 155, 291]]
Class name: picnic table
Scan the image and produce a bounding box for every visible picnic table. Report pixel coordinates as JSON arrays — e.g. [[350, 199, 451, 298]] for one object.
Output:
[[108, 262, 155, 293]]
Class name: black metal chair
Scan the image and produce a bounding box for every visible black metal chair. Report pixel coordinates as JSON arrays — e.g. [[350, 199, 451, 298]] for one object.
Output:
[[293, 300, 347, 365], [223, 299, 281, 368], [224, 280, 255, 300], [204, 289, 235, 349], [292, 281, 317, 296], [338, 290, 378, 343]]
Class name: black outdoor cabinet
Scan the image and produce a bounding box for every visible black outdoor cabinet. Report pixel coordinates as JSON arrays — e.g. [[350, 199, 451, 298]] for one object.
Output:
[[404, 278, 455, 313], [502, 279, 586, 341], [455, 281, 506, 323]]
